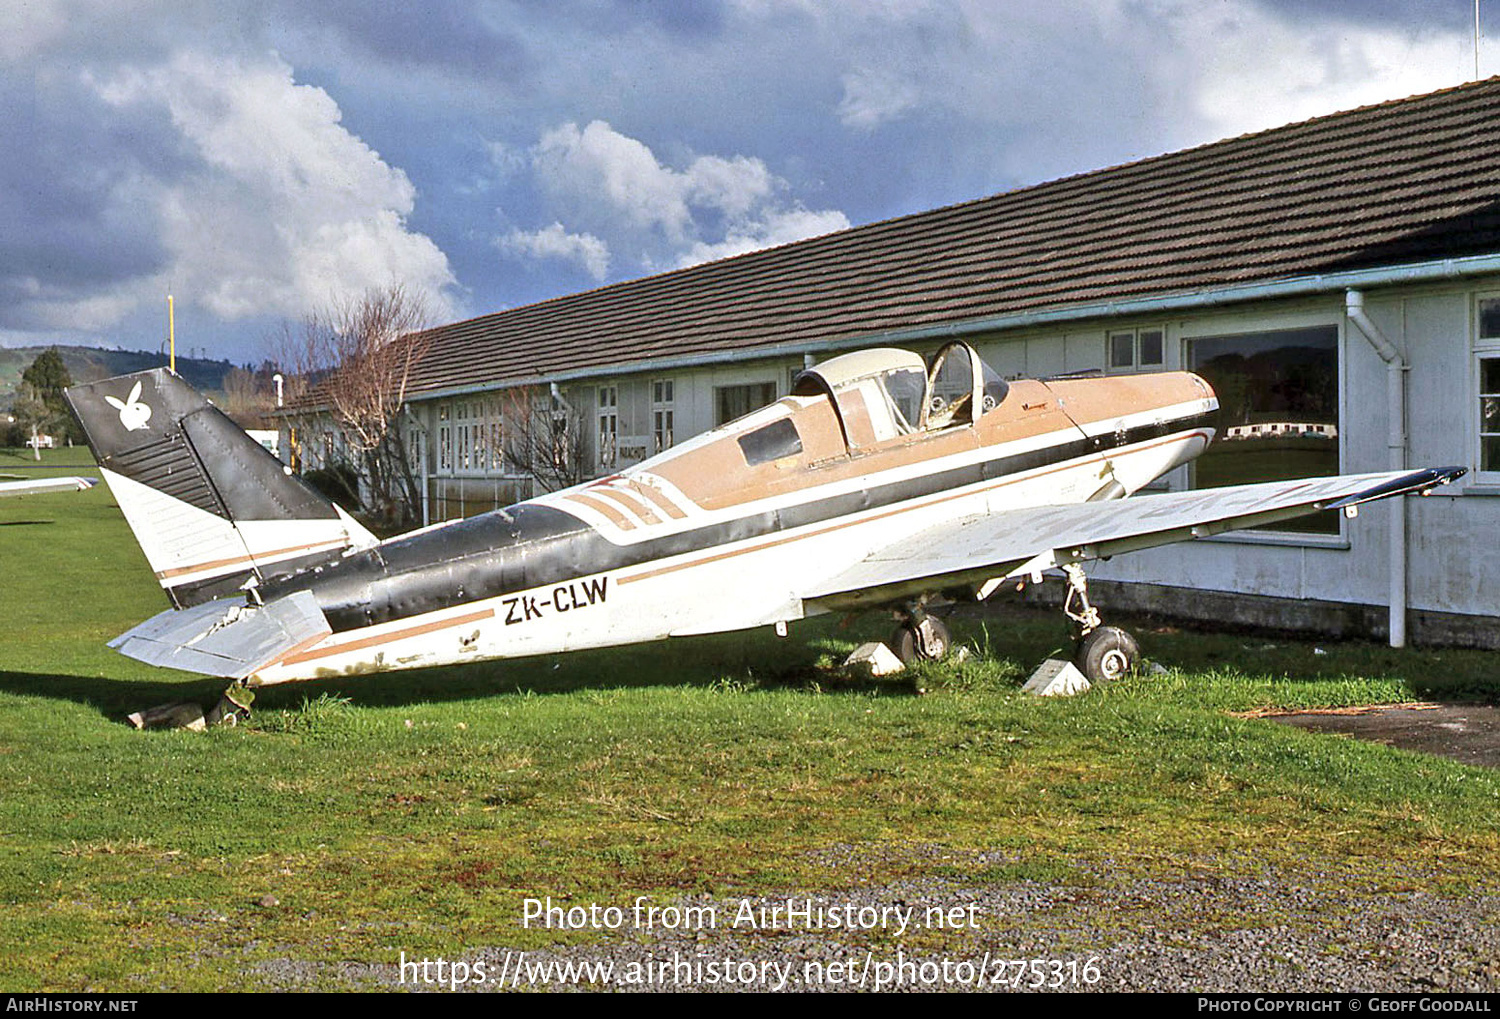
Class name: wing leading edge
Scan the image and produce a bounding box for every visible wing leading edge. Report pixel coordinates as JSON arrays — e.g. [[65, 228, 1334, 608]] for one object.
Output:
[[805, 467, 1468, 610]]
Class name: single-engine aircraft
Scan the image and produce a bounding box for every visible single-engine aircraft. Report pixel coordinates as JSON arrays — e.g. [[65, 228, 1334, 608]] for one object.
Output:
[[65, 342, 1463, 693]]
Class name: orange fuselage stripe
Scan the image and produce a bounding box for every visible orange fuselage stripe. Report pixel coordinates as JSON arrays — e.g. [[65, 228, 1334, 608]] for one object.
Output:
[[278, 608, 496, 666], [629, 481, 688, 520]]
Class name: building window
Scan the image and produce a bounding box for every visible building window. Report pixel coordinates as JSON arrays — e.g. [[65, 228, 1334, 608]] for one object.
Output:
[[487, 398, 505, 474], [1477, 297, 1500, 481], [597, 385, 618, 469], [437, 404, 453, 473], [1480, 356, 1500, 477], [1188, 325, 1340, 534], [715, 382, 777, 426], [651, 379, 675, 453], [456, 401, 473, 471], [1108, 328, 1165, 372], [405, 425, 422, 472]]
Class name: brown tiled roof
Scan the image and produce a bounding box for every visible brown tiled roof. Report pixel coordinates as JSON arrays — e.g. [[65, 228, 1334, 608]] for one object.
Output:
[[408, 77, 1500, 397]]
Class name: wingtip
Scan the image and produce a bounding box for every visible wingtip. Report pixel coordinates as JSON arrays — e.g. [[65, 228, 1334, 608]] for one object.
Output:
[[1323, 466, 1469, 510]]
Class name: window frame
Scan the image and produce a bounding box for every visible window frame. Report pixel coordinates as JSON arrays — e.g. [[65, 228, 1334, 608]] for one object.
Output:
[[714, 381, 778, 427], [436, 403, 453, 474], [1474, 294, 1500, 487], [1179, 316, 1349, 548], [597, 384, 619, 470], [1106, 326, 1166, 373], [651, 378, 675, 454]]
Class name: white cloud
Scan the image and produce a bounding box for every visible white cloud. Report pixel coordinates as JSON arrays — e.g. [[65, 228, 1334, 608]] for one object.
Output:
[[499, 223, 611, 280], [682, 154, 776, 221], [89, 50, 459, 324], [510, 120, 849, 278], [678, 207, 851, 267], [1172, 5, 1471, 139], [0, 0, 1486, 356], [838, 66, 922, 129], [532, 121, 697, 243]]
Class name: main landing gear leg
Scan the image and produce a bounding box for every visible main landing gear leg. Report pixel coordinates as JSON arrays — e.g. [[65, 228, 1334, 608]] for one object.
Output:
[[890, 602, 951, 664], [1062, 563, 1139, 684]]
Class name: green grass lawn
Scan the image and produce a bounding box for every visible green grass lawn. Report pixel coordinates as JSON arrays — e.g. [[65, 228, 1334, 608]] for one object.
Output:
[[1, 446, 1498, 991]]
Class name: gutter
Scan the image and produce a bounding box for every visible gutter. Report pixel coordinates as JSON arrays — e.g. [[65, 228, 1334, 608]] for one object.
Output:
[[1344, 289, 1409, 649], [403, 252, 1500, 403]]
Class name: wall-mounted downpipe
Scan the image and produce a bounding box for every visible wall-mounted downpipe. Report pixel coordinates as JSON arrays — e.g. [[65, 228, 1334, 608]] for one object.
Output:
[[1345, 289, 1409, 648]]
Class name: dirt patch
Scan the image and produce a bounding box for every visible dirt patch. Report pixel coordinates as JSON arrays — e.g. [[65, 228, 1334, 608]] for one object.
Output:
[[1261, 703, 1500, 768]]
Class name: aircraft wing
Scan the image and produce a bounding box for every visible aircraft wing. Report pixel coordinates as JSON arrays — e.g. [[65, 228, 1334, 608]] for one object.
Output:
[[0, 476, 96, 498], [806, 467, 1467, 609]]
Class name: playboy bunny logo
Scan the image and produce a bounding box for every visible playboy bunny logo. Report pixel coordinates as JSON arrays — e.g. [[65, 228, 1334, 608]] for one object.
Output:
[[105, 381, 153, 431]]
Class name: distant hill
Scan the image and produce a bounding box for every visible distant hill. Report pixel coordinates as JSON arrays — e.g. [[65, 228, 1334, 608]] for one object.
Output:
[[0, 345, 238, 406]]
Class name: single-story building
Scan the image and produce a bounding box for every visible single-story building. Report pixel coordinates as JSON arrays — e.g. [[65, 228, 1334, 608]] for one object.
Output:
[[286, 77, 1500, 648]]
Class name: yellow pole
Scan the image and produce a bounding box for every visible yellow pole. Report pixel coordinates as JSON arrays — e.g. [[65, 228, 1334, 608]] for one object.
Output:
[[168, 294, 176, 373]]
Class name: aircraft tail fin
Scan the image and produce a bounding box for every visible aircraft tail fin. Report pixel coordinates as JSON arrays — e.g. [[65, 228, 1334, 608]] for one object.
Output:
[[65, 368, 376, 608]]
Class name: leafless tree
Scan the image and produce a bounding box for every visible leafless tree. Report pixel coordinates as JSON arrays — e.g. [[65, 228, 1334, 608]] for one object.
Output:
[[220, 365, 274, 421], [501, 386, 590, 494], [276, 284, 433, 529]]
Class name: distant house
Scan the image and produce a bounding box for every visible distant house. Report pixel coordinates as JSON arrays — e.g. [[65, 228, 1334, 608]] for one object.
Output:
[[285, 78, 1500, 648]]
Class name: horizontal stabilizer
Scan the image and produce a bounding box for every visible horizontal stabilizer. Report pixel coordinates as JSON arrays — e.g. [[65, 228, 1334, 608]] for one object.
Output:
[[807, 466, 1468, 607], [108, 591, 330, 679]]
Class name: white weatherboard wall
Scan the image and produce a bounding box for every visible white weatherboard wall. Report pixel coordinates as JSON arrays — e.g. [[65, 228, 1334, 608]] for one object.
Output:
[[1404, 287, 1500, 617]]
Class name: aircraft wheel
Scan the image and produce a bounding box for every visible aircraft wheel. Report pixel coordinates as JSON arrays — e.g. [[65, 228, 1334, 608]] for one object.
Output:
[[1075, 626, 1139, 683], [890, 616, 951, 663]]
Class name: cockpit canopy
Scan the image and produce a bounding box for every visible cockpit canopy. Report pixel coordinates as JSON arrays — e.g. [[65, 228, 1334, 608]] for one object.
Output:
[[792, 342, 1008, 445]]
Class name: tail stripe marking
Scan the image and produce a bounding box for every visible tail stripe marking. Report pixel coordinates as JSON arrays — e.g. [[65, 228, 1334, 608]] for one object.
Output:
[[154, 536, 352, 581]]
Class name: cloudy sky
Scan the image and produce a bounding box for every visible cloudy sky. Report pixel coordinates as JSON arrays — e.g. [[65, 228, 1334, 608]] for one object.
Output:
[[2, 0, 1493, 363]]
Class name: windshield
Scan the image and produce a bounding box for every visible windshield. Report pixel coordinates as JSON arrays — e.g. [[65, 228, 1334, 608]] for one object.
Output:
[[883, 367, 926, 432]]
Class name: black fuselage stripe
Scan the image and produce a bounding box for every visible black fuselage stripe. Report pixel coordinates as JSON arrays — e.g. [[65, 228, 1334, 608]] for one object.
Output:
[[285, 414, 1216, 633]]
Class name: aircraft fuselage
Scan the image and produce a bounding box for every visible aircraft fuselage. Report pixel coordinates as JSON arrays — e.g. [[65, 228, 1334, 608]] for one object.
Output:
[[249, 359, 1218, 684]]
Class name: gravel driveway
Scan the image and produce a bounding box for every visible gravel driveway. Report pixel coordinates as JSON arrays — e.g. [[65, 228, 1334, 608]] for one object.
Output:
[[253, 847, 1500, 993]]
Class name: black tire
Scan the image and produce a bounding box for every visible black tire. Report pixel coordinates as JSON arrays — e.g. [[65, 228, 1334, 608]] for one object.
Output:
[[1075, 626, 1139, 683], [890, 616, 951, 663]]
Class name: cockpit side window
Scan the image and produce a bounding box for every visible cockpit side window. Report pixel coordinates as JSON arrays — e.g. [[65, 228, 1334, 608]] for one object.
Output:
[[738, 417, 803, 465], [979, 361, 1009, 414]]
